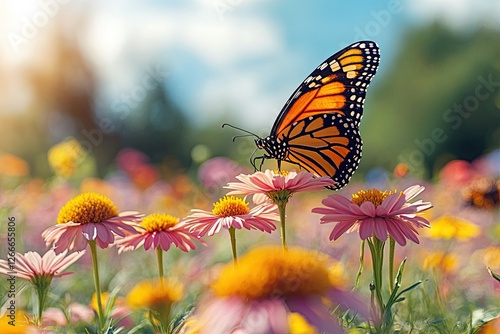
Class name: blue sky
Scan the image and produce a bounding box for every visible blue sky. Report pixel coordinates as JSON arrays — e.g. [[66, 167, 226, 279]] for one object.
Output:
[[2, 0, 499, 133]]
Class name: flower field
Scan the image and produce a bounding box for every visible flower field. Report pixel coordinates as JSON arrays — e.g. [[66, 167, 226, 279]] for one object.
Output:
[[0, 145, 499, 334]]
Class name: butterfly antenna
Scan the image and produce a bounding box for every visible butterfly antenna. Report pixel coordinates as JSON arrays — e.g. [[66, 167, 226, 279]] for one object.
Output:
[[222, 123, 260, 141]]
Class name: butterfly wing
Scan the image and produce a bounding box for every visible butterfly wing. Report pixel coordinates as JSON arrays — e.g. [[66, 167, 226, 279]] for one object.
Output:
[[272, 41, 380, 135], [277, 113, 362, 190]]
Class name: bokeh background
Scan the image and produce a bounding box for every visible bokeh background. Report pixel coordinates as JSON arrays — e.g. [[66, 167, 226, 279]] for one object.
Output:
[[0, 2, 500, 331], [1, 0, 499, 181]]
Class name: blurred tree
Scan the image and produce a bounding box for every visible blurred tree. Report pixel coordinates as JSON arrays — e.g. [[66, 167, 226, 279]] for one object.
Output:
[[112, 82, 192, 177], [0, 11, 119, 177], [361, 23, 500, 178]]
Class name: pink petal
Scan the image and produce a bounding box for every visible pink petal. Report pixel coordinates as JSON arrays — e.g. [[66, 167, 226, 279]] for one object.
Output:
[[81, 224, 98, 241], [359, 218, 375, 240], [329, 221, 357, 240], [403, 185, 425, 201], [359, 201, 377, 217], [385, 221, 407, 246], [372, 217, 388, 242]]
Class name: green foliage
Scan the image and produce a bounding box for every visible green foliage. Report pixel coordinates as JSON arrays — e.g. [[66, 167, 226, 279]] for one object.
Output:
[[362, 23, 500, 178]]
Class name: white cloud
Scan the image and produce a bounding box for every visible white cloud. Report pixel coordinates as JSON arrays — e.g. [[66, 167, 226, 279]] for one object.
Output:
[[81, 0, 288, 128], [0, 0, 293, 128]]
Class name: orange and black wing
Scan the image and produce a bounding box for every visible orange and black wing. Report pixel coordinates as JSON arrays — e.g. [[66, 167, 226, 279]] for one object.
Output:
[[277, 113, 362, 190], [272, 41, 379, 135]]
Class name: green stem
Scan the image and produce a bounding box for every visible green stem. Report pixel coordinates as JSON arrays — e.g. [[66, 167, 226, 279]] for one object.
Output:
[[89, 240, 105, 329], [389, 238, 395, 293], [277, 200, 288, 250], [368, 238, 385, 329], [33, 275, 51, 327], [229, 227, 238, 266], [156, 246, 164, 279]]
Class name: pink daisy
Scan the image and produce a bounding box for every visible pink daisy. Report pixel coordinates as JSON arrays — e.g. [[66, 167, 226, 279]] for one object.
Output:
[[312, 185, 432, 246], [225, 169, 336, 204], [181, 196, 278, 237], [0, 249, 84, 281], [42, 193, 143, 254], [116, 213, 199, 253], [191, 246, 368, 334]]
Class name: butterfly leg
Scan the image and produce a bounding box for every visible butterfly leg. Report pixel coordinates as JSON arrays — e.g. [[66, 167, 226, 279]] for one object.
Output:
[[251, 155, 267, 171]]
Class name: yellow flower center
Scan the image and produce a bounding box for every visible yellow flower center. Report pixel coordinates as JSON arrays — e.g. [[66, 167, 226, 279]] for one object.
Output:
[[126, 278, 183, 309], [57, 193, 119, 225], [141, 213, 178, 232], [212, 246, 334, 299], [351, 189, 396, 207], [212, 196, 250, 217], [273, 169, 290, 176]]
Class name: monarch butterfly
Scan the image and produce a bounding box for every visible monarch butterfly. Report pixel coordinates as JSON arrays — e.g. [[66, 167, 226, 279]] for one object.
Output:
[[225, 41, 380, 190]]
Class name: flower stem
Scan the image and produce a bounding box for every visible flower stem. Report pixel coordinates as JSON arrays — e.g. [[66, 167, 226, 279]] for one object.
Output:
[[389, 238, 395, 292], [156, 246, 164, 279], [229, 227, 238, 266], [367, 237, 386, 330], [89, 240, 105, 329], [277, 200, 288, 250], [33, 275, 52, 327]]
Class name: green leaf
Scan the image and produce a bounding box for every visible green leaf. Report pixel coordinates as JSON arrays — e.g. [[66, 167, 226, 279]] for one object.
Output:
[[354, 240, 365, 290]]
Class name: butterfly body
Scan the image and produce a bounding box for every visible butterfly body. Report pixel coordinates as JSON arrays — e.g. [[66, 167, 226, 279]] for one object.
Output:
[[252, 41, 380, 190]]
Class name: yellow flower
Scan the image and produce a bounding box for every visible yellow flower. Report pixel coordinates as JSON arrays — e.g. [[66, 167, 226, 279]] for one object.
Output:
[[288, 312, 318, 334], [57, 193, 118, 225], [195, 246, 363, 334], [127, 278, 183, 309], [141, 213, 179, 232], [48, 138, 85, 178], [212, 246, 333, 299], [329, 261, 348, 288], [423, 251, 458, 274], [91, 292, 110, 312], [127, 278, 183, 332], [211, 196, 250, 217], [43, 192, 141, 253], [0, 310, 32, 333], [351, 188, 396, 207], [425, 215, 480, 241]]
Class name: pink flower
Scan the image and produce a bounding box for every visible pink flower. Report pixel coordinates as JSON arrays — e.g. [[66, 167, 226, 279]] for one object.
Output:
[[42, 193, 143, 254], [439, 160, 476, 185], [226, 169, 336, 203], [312, 185, 432, 246], [42, 308, 67, 327], [198, 157, 250, 194], [0, 249, 84, 281], [191, 246, 368, 334], [181, 196, 278, 237], [195, 294, 364, 334], [116, 213, 199, 253], [67, 303, 95, 323]]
